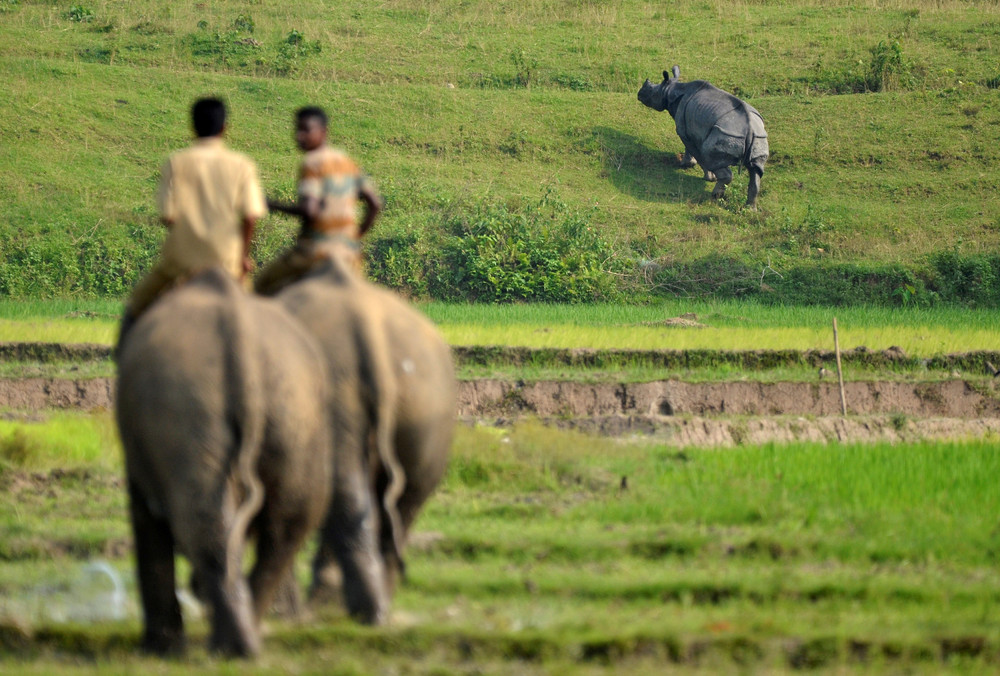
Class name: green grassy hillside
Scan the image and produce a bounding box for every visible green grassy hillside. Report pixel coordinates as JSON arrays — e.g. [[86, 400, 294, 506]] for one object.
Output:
[[1, 0, 999, 303]]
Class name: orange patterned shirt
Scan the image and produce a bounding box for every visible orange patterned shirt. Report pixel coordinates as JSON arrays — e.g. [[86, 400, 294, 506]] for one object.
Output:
[[298, 144, 373, 239]]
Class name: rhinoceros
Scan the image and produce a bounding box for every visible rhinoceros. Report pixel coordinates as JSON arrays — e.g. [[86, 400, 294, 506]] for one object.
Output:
[[638, 65, 768, 209]]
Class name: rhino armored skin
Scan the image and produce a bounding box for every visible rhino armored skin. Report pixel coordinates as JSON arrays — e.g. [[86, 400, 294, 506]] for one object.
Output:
[[638, 65, 768, 209]]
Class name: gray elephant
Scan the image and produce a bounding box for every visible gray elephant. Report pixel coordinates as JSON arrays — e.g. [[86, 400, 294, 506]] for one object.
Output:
[[273, 245, 456, 625], [116, 268, 332, 657], [638, 65, 769, 209]]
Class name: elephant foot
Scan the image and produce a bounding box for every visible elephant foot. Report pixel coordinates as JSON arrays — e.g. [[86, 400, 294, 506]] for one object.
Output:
[[142, 629, 186, 657], [207, 579, 260, 658], [269, 576, 306, 620], [308, 580, 345, 608]]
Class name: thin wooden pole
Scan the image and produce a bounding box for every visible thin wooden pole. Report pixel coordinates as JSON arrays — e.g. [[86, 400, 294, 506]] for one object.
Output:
[[833, 317, 847, 416]]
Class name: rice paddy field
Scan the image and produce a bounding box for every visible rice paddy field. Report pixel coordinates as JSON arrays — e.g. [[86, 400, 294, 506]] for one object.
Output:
[[1, 298, 996, 355], [2, 418, 1000, 674]]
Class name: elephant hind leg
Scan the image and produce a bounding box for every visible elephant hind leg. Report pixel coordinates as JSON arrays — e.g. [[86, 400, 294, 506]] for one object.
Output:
[[128, 482, 185, 656], [315, 489, 390, 625], [194, 545, 259, 658], [182, 492, 259, 657], [249, 507, 317, 623]]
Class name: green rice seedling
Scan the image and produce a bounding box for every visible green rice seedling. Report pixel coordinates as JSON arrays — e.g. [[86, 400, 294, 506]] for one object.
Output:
[[0, 411, 120, 471], [3, 421, 1000, 672]]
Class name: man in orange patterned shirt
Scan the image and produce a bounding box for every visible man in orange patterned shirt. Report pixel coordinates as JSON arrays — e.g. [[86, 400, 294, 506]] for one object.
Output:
[[255, 106, 382, 295]]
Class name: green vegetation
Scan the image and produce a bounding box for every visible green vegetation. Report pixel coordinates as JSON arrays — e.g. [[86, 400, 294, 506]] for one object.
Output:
[[0, 411, 119, 471], [1, 1, 999, 303], [3, 420, 1000, 672]]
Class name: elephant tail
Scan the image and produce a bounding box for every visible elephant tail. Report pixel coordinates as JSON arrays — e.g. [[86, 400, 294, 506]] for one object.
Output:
[[216, 271, 267, 590], [355, 301, 408, 576]]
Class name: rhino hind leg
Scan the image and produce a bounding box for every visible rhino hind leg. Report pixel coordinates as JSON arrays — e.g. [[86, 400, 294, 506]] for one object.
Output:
[[711, 167, 733, 199], [746, 167, 762, 210]]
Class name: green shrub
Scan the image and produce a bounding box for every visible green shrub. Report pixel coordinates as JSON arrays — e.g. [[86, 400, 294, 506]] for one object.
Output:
[[769, 263, 931, 307], [185, 22, 320, 76], [429, 192, 626, 303], [365, 221, 431, 298], [928, 250, 1000, 308], [366, 191, 628, 303], [802, 39, 916, 94], [66, 5, 94, 23]]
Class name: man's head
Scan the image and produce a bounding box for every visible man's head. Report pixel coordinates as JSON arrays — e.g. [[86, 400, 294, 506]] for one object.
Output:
[[295, 106, 328, 152], [191, 98, 227, 138]]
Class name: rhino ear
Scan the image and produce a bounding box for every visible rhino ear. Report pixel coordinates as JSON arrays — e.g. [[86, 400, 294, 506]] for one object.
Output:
[[672, 65, 681, 80], [663, 70, 670, 82]]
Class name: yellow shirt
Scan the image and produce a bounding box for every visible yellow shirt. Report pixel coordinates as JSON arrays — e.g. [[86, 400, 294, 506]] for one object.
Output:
[[298, 145, 373, 239], [157, 137, 267, 278]]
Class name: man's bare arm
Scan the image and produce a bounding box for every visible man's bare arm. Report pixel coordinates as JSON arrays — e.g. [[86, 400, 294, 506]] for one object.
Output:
[[241, 216, 257, 277], [267, 196, 322, 231], [358, 184, 383, 236]]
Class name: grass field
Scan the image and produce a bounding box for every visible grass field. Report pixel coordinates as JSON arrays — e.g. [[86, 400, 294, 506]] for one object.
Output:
[[1, 1, 999, 301], [0, 298, 995, 356], [2, 418, 1000, 673]]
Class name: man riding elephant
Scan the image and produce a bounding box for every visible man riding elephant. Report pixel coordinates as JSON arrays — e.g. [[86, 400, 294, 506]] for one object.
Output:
[[274, 241, 456, 625], [255, 106, 383, 295], [117, 268, 333, 657], [118, 98, 266, 350]]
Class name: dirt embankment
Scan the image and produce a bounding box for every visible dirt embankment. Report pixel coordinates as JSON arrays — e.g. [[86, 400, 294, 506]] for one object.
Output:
[[5, 341, 1000, 374], [2, 342, 998, 446], [4, 375, 998, 419], [1, 376, 998, 446], [458, 379, 1000, 419]]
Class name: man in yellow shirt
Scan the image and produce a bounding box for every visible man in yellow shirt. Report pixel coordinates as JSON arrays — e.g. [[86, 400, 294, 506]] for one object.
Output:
[[118, 98, 267, 347], [255, 106, 381, 296]]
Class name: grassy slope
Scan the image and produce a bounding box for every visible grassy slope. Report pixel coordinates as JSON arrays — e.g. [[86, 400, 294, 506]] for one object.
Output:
[[3, 421, 1000, 672], [1, 1, 1000, 298]]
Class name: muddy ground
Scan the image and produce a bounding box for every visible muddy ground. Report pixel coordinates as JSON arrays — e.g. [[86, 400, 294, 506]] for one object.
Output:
[[2, 376, 998, 447]]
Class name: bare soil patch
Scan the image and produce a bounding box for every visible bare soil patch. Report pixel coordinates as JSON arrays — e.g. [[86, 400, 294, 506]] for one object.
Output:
[[458, 378, 1000, 419], [1, 376, 998, 446]]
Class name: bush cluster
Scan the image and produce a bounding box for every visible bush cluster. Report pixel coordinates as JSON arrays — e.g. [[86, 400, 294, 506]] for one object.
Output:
[[367, 191, 628, 303], [638, 253, 1000, 308], [2, 195, 997, 307], [803, 39, 917, 94], [185, 15, 320, 76]]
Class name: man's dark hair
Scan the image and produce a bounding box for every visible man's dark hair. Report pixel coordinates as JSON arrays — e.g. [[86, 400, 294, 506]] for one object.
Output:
[[296, 106, 328, 129], [191, 98, 227, 138]]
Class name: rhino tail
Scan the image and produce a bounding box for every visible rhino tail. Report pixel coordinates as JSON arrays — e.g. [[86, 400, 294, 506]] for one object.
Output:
[[219, 272, 266, 591], [355, 302, 408, 577], [740, 108, 763, 177]]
